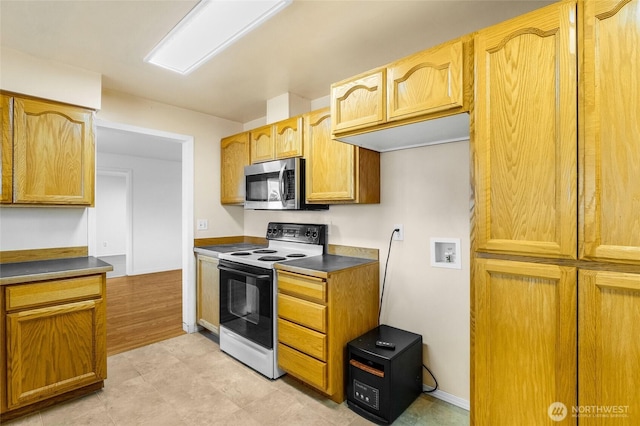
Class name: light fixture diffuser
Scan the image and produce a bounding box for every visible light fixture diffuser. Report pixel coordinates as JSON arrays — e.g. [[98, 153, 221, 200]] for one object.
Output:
[[145, 0, 292, 75]]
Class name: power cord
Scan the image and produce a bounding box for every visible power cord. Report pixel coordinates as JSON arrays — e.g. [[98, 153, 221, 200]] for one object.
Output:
[[423, 364, 438, 393], [377, 228, 398, 325], [378, 227, 439, 394]]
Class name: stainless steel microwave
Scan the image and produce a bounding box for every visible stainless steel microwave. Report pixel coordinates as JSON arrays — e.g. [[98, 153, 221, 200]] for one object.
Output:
[[244, 158, 328, 210]]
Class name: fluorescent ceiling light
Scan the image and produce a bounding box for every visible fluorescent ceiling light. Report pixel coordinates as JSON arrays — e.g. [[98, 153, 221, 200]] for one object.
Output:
[[145, 0, 292, 75]]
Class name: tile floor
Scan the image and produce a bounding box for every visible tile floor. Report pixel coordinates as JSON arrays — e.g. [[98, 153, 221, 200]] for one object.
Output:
[[4, 333, 469, 426]]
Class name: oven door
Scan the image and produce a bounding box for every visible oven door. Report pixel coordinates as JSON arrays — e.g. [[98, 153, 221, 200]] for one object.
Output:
[[218, 260, 273, 349]]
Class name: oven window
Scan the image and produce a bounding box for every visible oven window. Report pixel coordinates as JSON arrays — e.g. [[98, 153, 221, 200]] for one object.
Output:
[[228, 279, 260, 325], [219, 263, 273, 349]]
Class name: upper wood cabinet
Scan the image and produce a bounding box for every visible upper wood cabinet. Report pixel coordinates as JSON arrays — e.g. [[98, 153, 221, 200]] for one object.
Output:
[[331, 36, 472, 139], [474, 1, 577, 259], [274, 116, 303, 159], [304, 108, 380, 204], [331, 68, 386, 135], [220, 132, 250, 205], [250, 117, 305, 164], [474, 258, 577, 426], [12, 97, 95, 206], [1, 95, 12, 203], [250, 124, 274, 164], [387, 37, 469, 122], [580, 0, 640, 264]]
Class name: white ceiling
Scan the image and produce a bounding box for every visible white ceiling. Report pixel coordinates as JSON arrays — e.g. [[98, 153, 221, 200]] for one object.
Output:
[[0, 0, 553, 125], [96, 127, 183, 162]]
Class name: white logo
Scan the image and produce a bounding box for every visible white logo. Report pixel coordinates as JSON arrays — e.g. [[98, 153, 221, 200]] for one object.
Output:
[[548, 402, 568, 422]]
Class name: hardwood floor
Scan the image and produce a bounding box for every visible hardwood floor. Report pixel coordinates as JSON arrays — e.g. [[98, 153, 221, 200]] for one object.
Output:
[[106, 269, 185, 356]]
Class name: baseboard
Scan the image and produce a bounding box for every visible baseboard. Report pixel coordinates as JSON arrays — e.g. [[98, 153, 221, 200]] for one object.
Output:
[[130, 265, 182, 276], [422, 385, 470, 411]]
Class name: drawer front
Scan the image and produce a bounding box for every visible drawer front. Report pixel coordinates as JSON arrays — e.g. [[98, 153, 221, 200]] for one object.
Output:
[[278, 342, 327, 392], [278, 272, 326, 302], [278, 318, 326, 361], [278, 293, 326, 333], [6, 275, 103, 312]]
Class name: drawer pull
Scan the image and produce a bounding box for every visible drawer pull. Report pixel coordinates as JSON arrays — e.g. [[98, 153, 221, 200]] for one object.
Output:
[[350, 359, 384, 378]]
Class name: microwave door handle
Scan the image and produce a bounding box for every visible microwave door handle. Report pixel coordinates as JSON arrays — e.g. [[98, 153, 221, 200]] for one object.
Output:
[[278, 163, 287, 207], [218, 265, 270, 280]]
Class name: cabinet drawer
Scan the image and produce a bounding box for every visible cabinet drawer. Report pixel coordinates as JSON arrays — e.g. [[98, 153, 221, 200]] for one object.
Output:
[[278, 343, 327, 391], [278, 271, 326, 302], [6, 275, 103, 311], [278, 318, 326, 361], [278, 293, 326, 332]]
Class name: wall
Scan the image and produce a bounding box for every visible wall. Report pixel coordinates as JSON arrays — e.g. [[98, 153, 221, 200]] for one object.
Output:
[[0, 208, 88, 250], [243, 140, 471, 404], [97, 153, 182, 274], [0, 48, 103, 251], [0, 47, 101, 109], [97, 90, 244, 239], [95, 174, 127, 257]]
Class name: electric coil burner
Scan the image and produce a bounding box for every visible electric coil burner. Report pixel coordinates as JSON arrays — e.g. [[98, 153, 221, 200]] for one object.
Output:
[[217, 222, 327, 379]]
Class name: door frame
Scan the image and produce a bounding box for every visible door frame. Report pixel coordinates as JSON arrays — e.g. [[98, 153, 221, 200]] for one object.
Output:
[[90, 168, 133, 276]]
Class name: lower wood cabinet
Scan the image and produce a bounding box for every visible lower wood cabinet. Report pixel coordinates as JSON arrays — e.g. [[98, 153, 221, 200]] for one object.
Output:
[[578, 269, 640, 425], [196, 254, 220, 334], [275, 262, 379, 403], [474, 259, 640, 425], [473, 258, 577, 425], [1, 274, 107, 419]]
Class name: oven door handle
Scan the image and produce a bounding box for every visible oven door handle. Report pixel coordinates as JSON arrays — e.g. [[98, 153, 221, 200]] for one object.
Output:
[[218, 265, 271, 280]]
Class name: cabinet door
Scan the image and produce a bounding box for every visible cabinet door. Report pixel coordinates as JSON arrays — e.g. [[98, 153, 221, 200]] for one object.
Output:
[[6, 298, 106, 409], [196, 255, 219, 333], [474, 2, 577, 259], [305, 108, 356, 203], [274, 116, 303, 159], [250, 124, 274, 163], [220, 132, 249, 204], [579, 269, 640, 425], [387, 37, 468, 122], [1, 95, 12, 203], [474, 259, 576, 425], [13, 98, 95, 205], [581, 0, 640, 264], [331, 68, 386, 134]]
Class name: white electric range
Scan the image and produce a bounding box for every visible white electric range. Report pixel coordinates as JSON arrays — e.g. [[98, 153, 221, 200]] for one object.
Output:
[[217, 222, 327, 379]]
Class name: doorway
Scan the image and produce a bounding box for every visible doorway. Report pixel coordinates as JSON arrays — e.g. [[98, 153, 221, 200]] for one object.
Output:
[[95, 169, 131, 278], [90, 120, 196, 334]]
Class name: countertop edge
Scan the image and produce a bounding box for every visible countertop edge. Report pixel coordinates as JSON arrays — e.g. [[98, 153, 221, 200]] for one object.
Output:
[[0, 257, 113, 286], [0, 266, 112, 285]]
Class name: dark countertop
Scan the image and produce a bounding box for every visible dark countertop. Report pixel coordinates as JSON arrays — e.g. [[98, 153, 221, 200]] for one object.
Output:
[[275, 254, 377, 278], [0, 256, 113, 285], [193, 243, 266, 257]]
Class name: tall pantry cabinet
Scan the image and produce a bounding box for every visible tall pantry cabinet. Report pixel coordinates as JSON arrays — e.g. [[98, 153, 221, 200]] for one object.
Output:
[[472, 1, 640, 425]]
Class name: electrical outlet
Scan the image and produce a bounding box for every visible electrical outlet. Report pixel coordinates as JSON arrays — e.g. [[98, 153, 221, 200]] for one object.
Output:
[[197, 219, 208, 230], [393, 224, 404, 241]]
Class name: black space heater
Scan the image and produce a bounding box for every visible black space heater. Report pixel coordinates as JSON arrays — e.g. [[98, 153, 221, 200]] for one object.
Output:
[[346, 324, 422, 424]]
